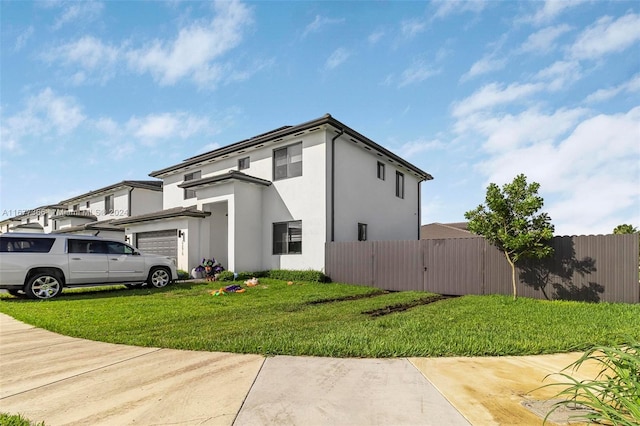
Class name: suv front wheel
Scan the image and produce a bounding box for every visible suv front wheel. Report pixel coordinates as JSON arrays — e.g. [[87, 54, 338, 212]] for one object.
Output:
[[147, 267, 171, 288], [25, 272, 63, 299]]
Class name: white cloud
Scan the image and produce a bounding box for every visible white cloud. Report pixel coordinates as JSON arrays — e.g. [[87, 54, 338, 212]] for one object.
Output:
[[324, 48, 350, 70], [15, 26, 34, 52], [460, 56, 506, 82], [52, 1, 104, 30], [368, 30, 384, 45], [400, 18, 426, 39], [431, 0, 488, 20], [452, 82, 544, 117], [534, 60, 582, 91], [398, 61, 440, 87], [519, 24, 572, 54], [474, 107, 640, 235], [44, 36, 120, 84], [302, 15, 345, 38], [571, 13, 640, 60], [397, 138, 445, 158], [525, 0, 588, 26], [585, 73, 640, 103], [126, 112, 211, 145], [127, 0, 253, 87], [0, 89, 86, 154]]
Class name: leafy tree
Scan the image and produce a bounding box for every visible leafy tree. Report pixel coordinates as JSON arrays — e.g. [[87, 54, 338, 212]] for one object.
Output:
[[613, 224, 638, 234], [464, 174, 555, 300]]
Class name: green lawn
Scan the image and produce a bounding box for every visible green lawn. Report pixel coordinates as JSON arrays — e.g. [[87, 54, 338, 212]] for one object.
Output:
[[1, 279, 638, 358]]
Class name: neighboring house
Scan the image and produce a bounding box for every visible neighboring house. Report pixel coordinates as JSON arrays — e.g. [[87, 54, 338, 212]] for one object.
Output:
[[0, 204, 68, 234], [0, 181, 162, 240], [113, 114, 433, 273], [55, 180, 163, 240], [420, 222, 477, 239]]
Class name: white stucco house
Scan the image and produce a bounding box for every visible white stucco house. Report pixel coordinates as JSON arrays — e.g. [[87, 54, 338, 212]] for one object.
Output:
[[0, 181, 163, 240], [113, 114, 433, 273]]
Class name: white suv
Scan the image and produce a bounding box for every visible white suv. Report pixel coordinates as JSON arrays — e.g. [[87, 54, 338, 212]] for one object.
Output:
[[0, 233, 177, 299]]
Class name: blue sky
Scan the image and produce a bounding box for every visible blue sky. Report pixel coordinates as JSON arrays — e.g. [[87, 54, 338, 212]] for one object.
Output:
[[1, 0, 638, 236]]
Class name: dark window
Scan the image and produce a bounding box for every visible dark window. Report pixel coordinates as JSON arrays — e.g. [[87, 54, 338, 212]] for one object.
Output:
[[0, 237, 55, 253], [86, 201, 90, 208], [183, 171, 201, 199], [396, 171, 405, 199], [44, 213, 48, 227], [73, 204, 79, 211], [358, 223, 367, 241], [106, 241, 135, 255], [377, 162, 385, 180], [273, 220, 302, 254], [238, 157, 250, 170], [69, 239, 107, 254], [273, 143, 302, 181], [104, 195, 114, 214]]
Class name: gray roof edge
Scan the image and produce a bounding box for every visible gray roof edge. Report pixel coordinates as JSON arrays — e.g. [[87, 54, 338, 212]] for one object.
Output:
[[179, 170, 272, 189], [59, 180, 163, 204], [149, 114, 433, 181], [111, 206, 211, 226]]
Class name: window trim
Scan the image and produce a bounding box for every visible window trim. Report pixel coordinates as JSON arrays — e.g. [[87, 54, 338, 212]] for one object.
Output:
[[358, 223, 368, 241], [395, 171, 405, 199], [272, 220, 302, 255], [183, 171, 202, 200], [273, 142, 303, 181], [377, 162, 385, 180], [238, 156, 250, 170], [104, 195, 114, 214]]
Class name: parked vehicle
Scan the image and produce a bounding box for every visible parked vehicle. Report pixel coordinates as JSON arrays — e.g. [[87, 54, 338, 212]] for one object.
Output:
[[0, 233, 177, 299]]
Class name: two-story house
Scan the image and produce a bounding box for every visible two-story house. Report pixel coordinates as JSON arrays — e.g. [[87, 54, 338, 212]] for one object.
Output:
[[55, 180, 163, 240], [113, 114, 433, 273], [0, 204, 68, 234]]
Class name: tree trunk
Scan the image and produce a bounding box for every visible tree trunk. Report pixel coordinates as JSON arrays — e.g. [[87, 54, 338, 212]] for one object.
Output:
[[504, 252, 517, 300]]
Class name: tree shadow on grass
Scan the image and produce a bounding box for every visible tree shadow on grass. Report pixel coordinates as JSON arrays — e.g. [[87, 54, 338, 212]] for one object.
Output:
[[519, 238, 603, 302]]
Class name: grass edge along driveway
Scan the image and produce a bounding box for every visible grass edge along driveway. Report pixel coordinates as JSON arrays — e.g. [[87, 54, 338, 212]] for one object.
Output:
[[1, 279, 638, 358]]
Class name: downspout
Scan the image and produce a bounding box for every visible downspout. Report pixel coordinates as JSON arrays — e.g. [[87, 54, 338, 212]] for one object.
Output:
[[417, 181, 422, 240], [330, 128, 344, 242], [128, 188, 134, 217]]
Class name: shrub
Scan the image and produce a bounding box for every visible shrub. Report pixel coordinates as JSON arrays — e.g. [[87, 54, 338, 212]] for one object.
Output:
[[216, 269, 328, 283], [267, 270, 329, 282], [541, 340, 640, 425], [176, 270, 190, 280]]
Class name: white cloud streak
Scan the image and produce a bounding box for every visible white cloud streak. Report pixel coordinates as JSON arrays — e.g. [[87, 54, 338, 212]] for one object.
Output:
[[324, 48, 351, 70], [571, 13, 640, 60], [519, 24, 572, 54]]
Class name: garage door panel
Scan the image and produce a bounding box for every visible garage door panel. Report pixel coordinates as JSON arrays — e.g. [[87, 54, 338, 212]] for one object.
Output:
[[137, 230, 177, 259]]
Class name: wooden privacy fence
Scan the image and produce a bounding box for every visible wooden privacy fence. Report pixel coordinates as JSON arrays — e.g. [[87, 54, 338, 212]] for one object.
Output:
[[325, 234, 640, 303]]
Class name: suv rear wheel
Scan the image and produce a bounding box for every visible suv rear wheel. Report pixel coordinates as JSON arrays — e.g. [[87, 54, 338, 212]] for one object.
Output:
[[147, 267, 171, 288], [25, 272, 63, 299]]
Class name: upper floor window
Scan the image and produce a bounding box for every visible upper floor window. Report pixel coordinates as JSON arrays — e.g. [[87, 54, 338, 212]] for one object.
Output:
[[44, 213, 48, 227], [104, 195, 114, 214], [358, 223, 368, 241], [273, 142, 302, 181], [273, 220, 302, 254], [377, 162, 385, 180], [72, 204, 79, 211], [396, 171, 405, 199], [183, 171, 201, 200], [86, 201, 90, 208], [238, 157, 250, 170]]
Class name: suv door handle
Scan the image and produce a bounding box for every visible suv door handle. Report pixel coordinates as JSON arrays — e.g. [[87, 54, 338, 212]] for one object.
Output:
[[71, 257, 82, 260]]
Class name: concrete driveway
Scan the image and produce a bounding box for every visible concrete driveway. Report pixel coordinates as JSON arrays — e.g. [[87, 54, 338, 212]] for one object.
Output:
[[0, 313, 597, 425]]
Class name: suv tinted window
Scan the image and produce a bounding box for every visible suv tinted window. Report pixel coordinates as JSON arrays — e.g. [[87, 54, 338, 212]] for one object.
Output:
[[0, 237, 55, 253], [68, 239, 107, 254], [106, 241, 135, 255]]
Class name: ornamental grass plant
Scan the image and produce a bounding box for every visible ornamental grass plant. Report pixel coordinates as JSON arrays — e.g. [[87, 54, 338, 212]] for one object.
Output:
[[542, 341, 640, 425]]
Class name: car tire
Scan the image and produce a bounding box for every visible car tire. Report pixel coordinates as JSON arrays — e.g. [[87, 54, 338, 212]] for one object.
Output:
[[147, 267, 171, 288], [25, 272, 63, 299]]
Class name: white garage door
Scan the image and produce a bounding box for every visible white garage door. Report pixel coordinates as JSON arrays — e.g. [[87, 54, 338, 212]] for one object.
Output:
[[136, 230, 177, 259]]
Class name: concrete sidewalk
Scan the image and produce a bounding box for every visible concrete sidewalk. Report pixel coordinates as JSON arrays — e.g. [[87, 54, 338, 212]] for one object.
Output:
[[0, 313, 594, 425]]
